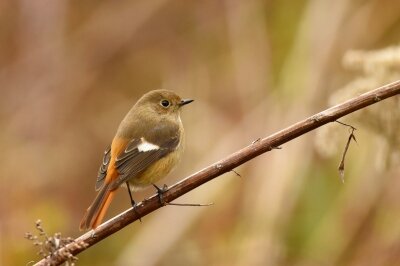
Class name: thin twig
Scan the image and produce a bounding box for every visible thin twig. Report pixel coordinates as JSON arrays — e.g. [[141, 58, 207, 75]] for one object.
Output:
[[166, 202, 214, 207], [231, 169, 242, 177], [336, 121, 357, 183], [34, 80, 400, 266], [335, 120, 357, 132]]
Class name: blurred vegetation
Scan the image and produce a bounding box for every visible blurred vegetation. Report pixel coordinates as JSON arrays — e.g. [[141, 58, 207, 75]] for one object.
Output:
[[1, 0, 400, 265]]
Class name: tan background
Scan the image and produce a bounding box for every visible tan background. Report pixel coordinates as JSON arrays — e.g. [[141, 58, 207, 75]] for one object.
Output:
[[1, 0, 400, 265]]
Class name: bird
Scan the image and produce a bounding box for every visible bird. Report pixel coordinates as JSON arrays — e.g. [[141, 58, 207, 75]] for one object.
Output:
[[79, 89, 193, 230]]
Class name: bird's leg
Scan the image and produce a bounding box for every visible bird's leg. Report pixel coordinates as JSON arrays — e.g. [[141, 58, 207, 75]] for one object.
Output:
[[152, 183, 168, 206], [126, 182, 142, 222], [126, 182, 135, 206]]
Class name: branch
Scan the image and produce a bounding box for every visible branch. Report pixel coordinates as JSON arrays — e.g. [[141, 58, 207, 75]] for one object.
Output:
[[34, 80, 400, 266]]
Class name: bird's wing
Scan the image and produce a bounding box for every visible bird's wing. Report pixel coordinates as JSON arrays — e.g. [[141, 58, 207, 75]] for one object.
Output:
[[95, 145, 111, 191], [108, 135, 179, 190]]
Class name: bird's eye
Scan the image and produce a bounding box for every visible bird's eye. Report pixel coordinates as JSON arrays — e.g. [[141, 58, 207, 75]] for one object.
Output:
[[160, 99, 170, 107]]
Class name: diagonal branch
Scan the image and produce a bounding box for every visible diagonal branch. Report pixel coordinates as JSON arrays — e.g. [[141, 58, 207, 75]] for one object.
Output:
[[34, 80, 400, 266]]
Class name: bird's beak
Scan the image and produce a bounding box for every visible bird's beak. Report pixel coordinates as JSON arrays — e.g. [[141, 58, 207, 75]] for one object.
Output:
[[179, 99, 194, 107]]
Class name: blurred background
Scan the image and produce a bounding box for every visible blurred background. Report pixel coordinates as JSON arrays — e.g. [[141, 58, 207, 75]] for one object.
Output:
[[1, 0, 400, 265]]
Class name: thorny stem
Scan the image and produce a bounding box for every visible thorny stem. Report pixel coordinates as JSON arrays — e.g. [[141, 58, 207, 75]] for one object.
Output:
[[34, 80, 400, 266]]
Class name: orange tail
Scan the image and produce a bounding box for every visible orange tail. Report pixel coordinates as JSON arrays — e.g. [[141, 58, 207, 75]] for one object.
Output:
[[80, 138, 128, 230], [79, 183, 116, 230]]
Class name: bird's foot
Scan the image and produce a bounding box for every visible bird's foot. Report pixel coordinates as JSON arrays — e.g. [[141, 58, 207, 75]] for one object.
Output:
[[130, 199, 142, 223], [152, 183, 168, 206], [126, 181, 142, 222]]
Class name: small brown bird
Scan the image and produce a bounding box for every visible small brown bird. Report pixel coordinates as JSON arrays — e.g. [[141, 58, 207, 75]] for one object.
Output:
[[79, 90, 193, 230]]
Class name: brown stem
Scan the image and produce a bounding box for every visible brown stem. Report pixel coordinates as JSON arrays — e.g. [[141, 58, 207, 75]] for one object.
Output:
[[34, 80, 400, 266]]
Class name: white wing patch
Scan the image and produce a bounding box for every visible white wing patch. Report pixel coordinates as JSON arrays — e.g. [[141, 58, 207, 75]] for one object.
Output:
[[138, 138, 160, 152]]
